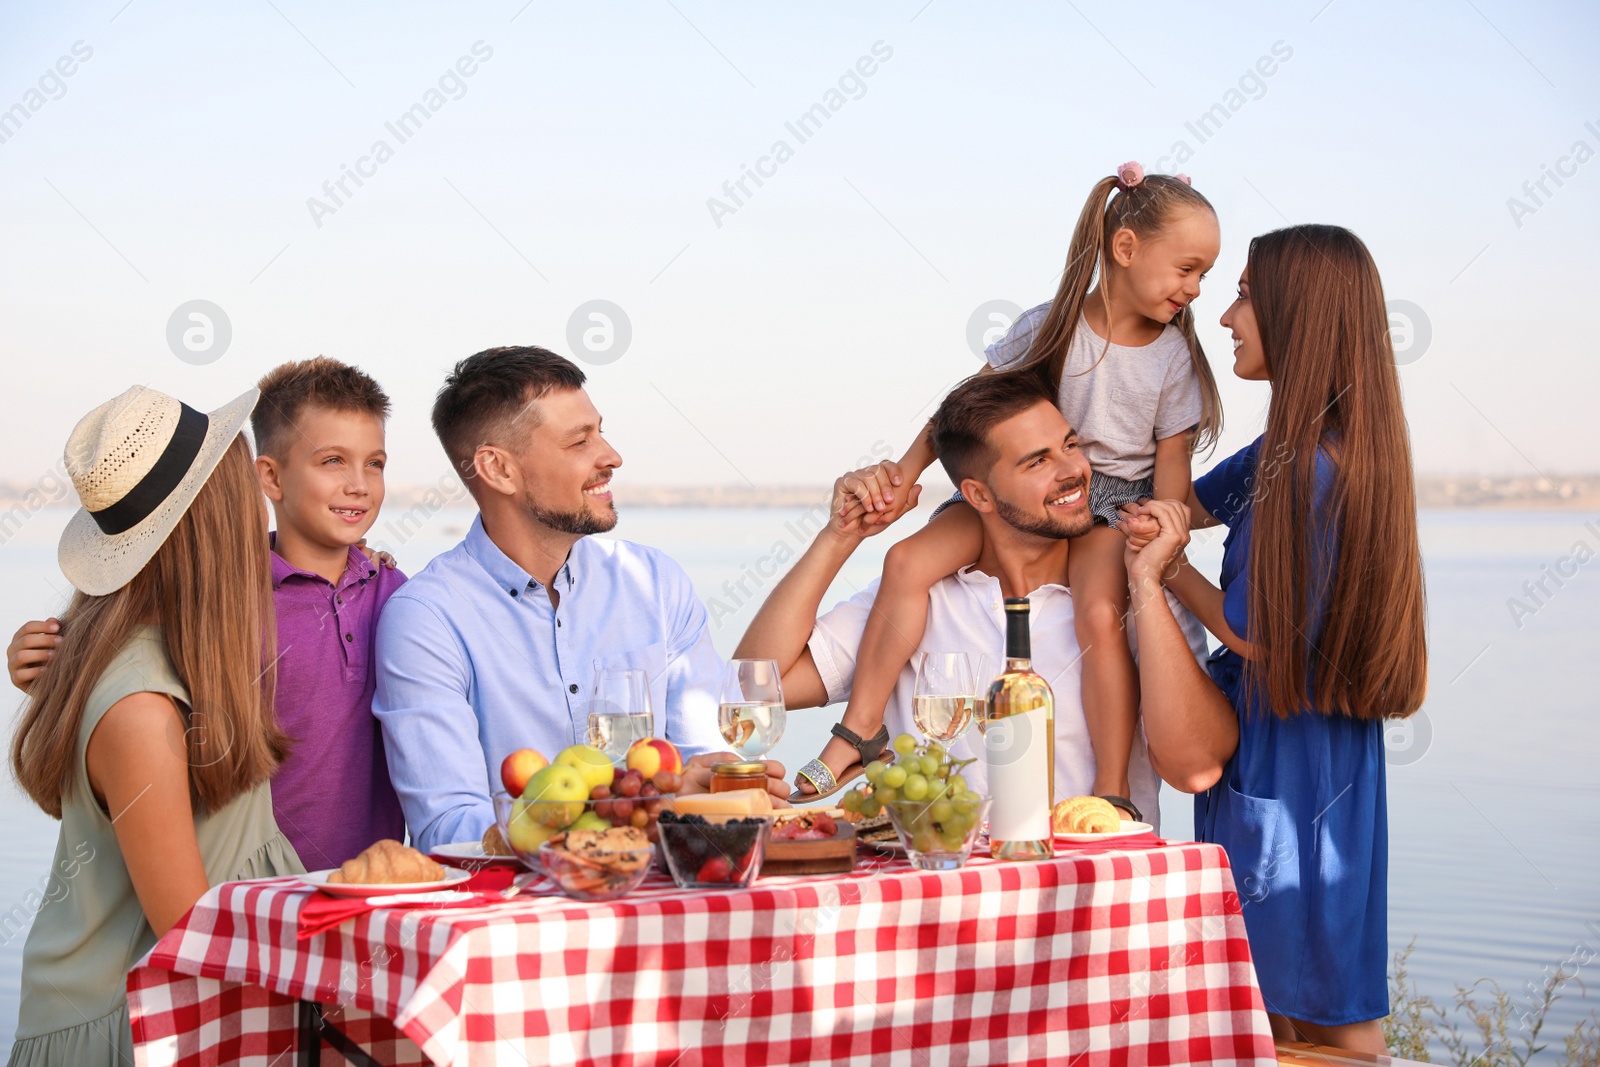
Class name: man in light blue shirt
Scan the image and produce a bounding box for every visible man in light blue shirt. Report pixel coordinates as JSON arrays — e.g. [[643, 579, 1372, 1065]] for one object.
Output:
[[374, 347, 753, 851]]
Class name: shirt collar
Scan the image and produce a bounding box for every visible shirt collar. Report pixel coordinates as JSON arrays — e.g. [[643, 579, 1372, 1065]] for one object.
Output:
[[269, 533, 376, 591], [953, 563, 1071, 598], [464, 514, 579, 596]]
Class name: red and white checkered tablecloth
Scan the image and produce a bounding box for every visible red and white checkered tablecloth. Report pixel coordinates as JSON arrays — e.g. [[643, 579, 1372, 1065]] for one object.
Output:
[[128, 841, 1276, 1066]]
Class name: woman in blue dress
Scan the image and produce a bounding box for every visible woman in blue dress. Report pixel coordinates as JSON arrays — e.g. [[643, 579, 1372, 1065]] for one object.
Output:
[[1119, 224, 1428, 1054]]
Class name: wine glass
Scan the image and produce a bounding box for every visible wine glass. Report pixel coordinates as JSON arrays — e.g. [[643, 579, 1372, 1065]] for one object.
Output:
[[972, 653, 992, 735], [586, 667, 654, 762], [913, 652, 978, 742], [717, 659, 786, 760]]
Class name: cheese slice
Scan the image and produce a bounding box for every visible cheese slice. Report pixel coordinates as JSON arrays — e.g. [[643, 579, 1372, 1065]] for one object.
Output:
[[669, 789, 774, 817]]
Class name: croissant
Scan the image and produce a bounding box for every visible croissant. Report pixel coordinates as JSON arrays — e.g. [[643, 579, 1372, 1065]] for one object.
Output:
[[1052, 796, 1121, 835], [328, 839, 445, 884]]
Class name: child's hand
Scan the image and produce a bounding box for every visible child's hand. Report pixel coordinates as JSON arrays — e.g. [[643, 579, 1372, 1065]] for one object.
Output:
[[831, 473, 921, 539], [837, 461, 919, 527], [8, 618, 61, 693], [1118, 502, 1160, 551], [356, 539, 398, 569], [1123, 500, 1191, 587]]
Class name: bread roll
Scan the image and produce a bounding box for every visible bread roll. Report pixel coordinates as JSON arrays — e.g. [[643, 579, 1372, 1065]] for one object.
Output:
[[328, 839, 445, 884], [1052, 796, 1121, 835]]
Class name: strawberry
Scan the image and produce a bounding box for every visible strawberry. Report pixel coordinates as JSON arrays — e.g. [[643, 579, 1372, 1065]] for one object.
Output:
[[697, 856, 733, 883]]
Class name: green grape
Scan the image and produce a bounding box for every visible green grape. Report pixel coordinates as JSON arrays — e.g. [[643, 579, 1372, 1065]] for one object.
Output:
[[893, 733, 917, 756], [841, 789, 861, 814], [903, 774, 929, 801], [861, 796, 882, 818], [875, 786, 898, 805], [911, 756, 933, 778], [924, 741, 946, 762], [882, 765, 908, 789], [864, 760, 887, 785], [947, 774, 968, 795], [929, 800, 954, 824]]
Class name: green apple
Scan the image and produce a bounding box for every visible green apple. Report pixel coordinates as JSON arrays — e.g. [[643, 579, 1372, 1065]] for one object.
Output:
[[568, 811, 611, 833], [554, 743, 615, 792], [521, 764, 588, 827], [506, 799, 560, 854]]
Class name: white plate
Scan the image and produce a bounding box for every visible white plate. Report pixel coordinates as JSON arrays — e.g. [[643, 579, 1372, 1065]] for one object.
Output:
[[299, 867, 474, 898], [1055, 820, 1154, 844], [427, 842, 522, 868]]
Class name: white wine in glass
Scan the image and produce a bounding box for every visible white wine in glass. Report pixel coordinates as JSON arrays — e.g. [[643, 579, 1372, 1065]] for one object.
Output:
[[913, 652, 977, 742], [718, 659, 786, 760], [587, 667, 655, 762]]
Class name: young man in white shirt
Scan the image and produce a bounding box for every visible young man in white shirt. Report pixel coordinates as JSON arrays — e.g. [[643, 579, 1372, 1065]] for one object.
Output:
[[736, 372, 1209, 828]]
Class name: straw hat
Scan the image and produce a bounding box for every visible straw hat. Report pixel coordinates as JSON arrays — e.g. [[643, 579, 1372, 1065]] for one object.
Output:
[[58, 385, 259, 595]]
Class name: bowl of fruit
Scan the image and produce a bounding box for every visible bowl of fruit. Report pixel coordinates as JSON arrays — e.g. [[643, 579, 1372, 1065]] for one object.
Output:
[[845, 733, 991, 871], [656, 811, 772, 889], [491, 739, 685, 869]]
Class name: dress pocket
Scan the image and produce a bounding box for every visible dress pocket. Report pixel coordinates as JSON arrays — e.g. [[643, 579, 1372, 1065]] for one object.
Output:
[[1216, 783, 1305, 996]]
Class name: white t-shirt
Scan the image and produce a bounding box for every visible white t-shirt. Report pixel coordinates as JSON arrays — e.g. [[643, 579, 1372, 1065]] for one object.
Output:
[[805, 565, 1212, 831], [987, 304, 1203, 482]]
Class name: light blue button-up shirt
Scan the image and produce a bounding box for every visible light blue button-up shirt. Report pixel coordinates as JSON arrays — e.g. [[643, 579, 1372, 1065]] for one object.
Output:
[[373, 516, 725, 851]]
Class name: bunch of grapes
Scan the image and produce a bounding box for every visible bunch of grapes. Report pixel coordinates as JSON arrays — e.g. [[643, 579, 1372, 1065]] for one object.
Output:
[[841, 734, 985, 853]]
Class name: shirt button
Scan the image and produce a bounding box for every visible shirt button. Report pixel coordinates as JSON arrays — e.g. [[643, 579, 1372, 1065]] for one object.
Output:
[[568, 683, 578, 694], [557, 619, 562, 628], [344, 634, 353, 643], [336, 595, 343, 605], [509, 588, 518, 598]]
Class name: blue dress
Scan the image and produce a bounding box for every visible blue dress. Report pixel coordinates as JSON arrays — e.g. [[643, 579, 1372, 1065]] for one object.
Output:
[[1191, 437, 1389, 1027]]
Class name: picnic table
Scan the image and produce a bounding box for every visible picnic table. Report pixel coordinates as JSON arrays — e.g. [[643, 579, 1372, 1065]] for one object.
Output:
[[128, 838, 1276, 1066]]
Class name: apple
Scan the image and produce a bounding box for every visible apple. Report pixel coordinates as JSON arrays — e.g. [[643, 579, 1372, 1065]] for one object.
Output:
[[506, 799, 560, 853], [521, 764, 589, 827], [554, 743, 615, 792], [568, 811, 611, 833], [625, 737, 683, 779], [500, 747, 549, 796]]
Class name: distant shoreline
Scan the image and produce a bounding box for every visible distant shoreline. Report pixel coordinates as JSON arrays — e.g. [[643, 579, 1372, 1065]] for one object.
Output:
[[3, 475, 1598, 513]]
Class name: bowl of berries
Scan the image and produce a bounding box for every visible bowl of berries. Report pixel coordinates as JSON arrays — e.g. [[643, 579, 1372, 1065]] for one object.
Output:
[[656, 811, 772, 889]]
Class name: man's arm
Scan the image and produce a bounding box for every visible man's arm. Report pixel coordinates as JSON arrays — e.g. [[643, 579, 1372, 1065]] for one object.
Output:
[[1125, 500, 1239, 793], [734, 478, 913, 708], [372, 594, 493, 853]]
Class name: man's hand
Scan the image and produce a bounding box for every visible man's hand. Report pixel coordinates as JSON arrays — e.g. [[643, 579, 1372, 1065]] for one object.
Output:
[[7, 618, 61, 693], [682, 752, 793, 809], [1118, 501, 1160, 552], [832, 466, 922, 539], [1123, 499, 1191, 588]]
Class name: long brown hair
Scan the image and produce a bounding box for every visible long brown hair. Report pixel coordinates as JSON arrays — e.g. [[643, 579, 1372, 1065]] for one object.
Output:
[[12, 434, 288, 818], [1011, 173, 1224, 454], [1245, 224, 1428, 720]]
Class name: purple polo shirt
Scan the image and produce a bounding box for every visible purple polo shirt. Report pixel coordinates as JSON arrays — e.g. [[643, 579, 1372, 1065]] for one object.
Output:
[[270, 539, 407, 869]]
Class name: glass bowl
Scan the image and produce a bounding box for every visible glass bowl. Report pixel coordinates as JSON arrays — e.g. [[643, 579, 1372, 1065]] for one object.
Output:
[[656, 814, 772, 889], [537, 839, 654, 901], [492, 791, 674, 869], [885, 796, 992, 871]]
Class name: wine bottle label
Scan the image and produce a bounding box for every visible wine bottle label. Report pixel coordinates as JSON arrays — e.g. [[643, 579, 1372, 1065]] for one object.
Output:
[[984, 701, 1052, 841]]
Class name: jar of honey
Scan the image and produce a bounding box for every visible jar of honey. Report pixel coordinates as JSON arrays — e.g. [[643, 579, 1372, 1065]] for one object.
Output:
[[709, 760, 768, 793]]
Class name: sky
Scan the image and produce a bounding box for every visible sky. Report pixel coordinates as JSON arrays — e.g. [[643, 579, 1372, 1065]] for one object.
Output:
[[0, 0, 1596, 492]]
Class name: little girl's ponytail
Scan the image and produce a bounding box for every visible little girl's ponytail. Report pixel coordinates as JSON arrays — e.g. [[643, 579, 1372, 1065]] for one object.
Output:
[[1011, 165, 1223, 455]]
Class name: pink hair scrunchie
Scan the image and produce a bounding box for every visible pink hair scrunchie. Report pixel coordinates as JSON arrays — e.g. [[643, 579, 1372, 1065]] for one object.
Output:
[[1115, 161, 1145, 190]]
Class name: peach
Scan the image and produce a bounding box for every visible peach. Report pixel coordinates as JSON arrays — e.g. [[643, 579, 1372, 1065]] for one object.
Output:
[[500, 747, 549, 796], [625, 737, 683, 779]]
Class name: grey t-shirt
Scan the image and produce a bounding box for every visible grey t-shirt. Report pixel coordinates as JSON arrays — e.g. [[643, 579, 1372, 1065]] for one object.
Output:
[[986, 303, 1203, 481]]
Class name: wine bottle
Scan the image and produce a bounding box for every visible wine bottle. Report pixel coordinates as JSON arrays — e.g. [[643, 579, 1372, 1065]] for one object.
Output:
[[985, 597, 1055, 860]]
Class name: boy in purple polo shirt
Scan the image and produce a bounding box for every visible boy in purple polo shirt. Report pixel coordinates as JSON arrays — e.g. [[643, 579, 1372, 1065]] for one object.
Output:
[[249, 357, 407, 869], [6, 357, 406, 870]]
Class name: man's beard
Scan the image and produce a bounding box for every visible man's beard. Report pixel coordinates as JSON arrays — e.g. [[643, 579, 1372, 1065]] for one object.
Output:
[[523, 491, 618, 536], [992, 480, 1093, 540]]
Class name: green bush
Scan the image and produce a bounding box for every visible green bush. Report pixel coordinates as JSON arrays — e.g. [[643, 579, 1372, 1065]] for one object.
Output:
[[1386, 939, 1600, 1066]]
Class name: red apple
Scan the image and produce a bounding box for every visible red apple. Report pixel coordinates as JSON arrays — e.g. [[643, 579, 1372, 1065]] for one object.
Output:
[[625, 737, 683, 779], [500, 747, 549, 796]]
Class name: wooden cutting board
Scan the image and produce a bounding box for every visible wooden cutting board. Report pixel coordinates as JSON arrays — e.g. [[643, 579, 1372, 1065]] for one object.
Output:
[[760, 822, 856, 876]]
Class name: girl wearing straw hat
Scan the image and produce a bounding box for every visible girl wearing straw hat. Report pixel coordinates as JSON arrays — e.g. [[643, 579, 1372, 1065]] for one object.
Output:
[[7, 386, 303, 1066]]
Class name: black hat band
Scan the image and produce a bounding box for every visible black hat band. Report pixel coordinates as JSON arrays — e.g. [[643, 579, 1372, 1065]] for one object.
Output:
[[88, 403, 210, 536]]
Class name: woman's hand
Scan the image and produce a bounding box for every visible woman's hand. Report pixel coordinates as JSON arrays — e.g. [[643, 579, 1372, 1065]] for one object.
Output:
[[831, 466, 921, 537], [7, 618, 61, 693], [1123, 499, 1191, 588]]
